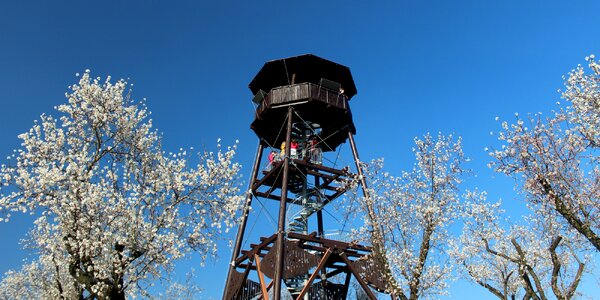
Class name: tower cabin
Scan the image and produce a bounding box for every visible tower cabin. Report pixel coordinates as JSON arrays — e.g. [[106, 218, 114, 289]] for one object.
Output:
[[249, 54, 357, 152]]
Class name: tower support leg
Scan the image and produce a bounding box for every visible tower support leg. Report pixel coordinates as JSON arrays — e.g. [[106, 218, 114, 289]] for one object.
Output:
[[315, 176, 324, 238], [223, 142, 264, 300], [273, 107, 294, 299], [347, 131, 370, 198], [348, 131, 388, 300]]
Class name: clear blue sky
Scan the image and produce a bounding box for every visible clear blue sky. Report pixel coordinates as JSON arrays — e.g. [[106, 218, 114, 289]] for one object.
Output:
[[1, 1, 599, 298]]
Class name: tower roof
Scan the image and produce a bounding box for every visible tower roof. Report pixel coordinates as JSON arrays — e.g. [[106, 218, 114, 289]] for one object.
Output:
[[248, 54, 357, 99]]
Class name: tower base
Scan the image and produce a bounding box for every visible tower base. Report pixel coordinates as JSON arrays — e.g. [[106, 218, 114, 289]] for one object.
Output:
[[224, 232, 387, 300]]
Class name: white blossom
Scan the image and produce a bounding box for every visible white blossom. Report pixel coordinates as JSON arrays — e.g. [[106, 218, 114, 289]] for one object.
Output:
[[489, 55, 599, 252], [342, 133, 466, 299], [452, 191, 590, 300], [0, 71, 244, 299]]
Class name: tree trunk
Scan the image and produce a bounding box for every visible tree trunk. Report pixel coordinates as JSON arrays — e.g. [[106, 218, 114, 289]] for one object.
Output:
[[105, 285, 126, 300]]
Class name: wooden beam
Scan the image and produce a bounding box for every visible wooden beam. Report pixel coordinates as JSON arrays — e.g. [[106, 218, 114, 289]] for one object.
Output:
[[292, 159, 348, 176], [306, 169, 339, 181], [326, 267, 348, 278], [253, 162, 282, 190], [339, 251, 377, 300], [254, 191, 283, 202], [342, 271, 352, 299], [296, 248, 333, 299], [287, 232, 372, 252], [319, 185, 339, 191], [236, 263, 257, 270], [241, 250, 267, 258], [299, 243, 367, 258], [235, 234, 277, 265], [255, 254, 270, 300], [323, 189, 347, 205]]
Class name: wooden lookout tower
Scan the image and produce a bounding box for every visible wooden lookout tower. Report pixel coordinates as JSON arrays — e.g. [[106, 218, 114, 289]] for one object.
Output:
[[223, 54, 387, 299]]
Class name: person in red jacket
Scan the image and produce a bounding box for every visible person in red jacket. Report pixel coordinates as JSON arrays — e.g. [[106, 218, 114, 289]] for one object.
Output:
[[266, 150, 277, 171], [290, 140, 299, 159]]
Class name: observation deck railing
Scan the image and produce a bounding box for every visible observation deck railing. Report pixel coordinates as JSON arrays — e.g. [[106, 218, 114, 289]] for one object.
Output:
[[255, 82, 348, 116]]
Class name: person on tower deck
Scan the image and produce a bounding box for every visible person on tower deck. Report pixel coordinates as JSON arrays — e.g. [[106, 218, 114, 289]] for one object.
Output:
[[266, 150, 277, 171], [309, 136, 322, 165], [290, 140, 299, 159], [280, 141, 286, 160]]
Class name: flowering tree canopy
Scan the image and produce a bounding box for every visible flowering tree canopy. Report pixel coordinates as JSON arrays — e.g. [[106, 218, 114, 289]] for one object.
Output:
[[454, 191, 588, 300], [0, 71, 244, 299], [490, 56, 599, 252], [345, 133, 467, 299]]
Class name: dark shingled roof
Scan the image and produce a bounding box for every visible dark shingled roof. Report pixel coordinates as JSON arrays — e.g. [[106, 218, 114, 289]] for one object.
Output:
[[249, 54, 357, 99]]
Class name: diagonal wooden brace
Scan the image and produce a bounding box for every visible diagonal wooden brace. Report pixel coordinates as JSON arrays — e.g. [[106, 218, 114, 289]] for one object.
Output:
[[296, 248, 333, 299], [339, 251, 377, 300], [255, 254, 270, 300]]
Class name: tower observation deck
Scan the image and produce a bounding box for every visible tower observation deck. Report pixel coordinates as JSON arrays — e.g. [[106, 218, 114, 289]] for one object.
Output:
[[249, 54, 356, 151], [223, 54, 388, 300]]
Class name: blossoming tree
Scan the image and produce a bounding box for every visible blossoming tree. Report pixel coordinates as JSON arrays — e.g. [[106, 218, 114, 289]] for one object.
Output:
[[454, 191, 588, 300], [490, 56, 599, 252], [0, 71, 244, 299], [346, 133, 467, 299]]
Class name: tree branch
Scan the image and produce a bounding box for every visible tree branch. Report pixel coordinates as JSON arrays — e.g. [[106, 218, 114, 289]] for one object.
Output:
[[539, 178, 600, 251], [511, 238, 546, 300]]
